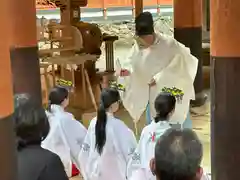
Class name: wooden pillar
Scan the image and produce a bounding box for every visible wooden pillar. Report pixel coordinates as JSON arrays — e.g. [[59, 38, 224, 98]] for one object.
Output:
[[202, 0, 210, 31], [211, 1, 240, 179], [157, 0, 161, 14], [8, 0, 42, 105], [60, 0, 81, 25], [61, 6, 80, 25], [102, 0, 107, 20], [135, 0, 143, 18], [60, 2, 81, 52], [174, 0, 206, 106], [0, 0, 16, 179], [72, 7, 81, 24]]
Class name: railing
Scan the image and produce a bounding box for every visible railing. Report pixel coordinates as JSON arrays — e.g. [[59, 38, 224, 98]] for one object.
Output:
[[87, 0, 172, 8], [36, 0, 172, 9]]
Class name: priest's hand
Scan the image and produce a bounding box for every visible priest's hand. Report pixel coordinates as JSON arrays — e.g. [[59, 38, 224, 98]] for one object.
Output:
[[149, 78, 156, 87], [120, 69, 130, 77]]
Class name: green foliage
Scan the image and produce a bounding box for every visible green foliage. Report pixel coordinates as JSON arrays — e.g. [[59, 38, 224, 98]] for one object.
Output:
[[161, 87, 184, 102]]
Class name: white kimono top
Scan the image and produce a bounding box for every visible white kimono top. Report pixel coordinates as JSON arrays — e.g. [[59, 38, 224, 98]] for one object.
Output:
[[78, 113, 137, 180], [129, 168, 211, 180], [41, 105, 87, 177], [127, 121, 171, 180], [118, 33, 198, 125]]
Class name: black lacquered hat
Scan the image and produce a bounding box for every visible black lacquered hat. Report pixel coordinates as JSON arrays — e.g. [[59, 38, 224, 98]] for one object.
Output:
[[135, 12, 154, 36]]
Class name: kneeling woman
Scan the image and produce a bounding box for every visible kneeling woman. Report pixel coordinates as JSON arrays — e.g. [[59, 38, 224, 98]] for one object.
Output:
[[78, 88, 137, 180], [127, 92, 176, 180], [14, 94, 68, 180], [42, 86, 87, 177]]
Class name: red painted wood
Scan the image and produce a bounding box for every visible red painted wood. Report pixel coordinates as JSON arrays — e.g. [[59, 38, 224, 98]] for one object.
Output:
[[36, 0, 172, 9]]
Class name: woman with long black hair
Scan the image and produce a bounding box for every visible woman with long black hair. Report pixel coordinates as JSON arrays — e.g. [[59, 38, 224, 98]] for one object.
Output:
[[78, 88, 137, 180], [127, 92, 175, 180], [41, 86, 87, 178]]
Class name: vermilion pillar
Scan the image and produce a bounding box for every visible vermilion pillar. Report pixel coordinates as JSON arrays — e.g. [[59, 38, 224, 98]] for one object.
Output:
[[135, 0, 143, 17], [8, 0, 42, 105], [0, 0, 17, 179], [174, 0, 206, 106], [211, 1, 240, 179]]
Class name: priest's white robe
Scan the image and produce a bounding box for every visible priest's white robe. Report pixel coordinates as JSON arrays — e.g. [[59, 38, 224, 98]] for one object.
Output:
[[128, 168, 211, 180], [78, 113, 137, 180], [127, 120, 171, 180], [41, 105, 87, 177], [118, 33, 198, 126]]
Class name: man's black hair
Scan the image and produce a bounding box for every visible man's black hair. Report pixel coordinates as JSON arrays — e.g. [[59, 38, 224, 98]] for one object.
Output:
[[135, 11, 154, 36], [13, 94, 49, 150], [155, 128, 203, 180]]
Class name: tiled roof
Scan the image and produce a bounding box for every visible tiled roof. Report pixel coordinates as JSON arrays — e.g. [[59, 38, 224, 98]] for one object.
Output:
[[36, 0, 57, 9]]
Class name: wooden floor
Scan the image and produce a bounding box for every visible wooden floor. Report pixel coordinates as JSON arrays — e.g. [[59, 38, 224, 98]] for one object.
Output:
[[70, 176, 82, 180]]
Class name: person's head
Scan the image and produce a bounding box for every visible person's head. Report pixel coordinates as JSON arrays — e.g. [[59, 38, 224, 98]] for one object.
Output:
[[48, 86, 69, 111], [135, 11, 155, 46], [13, 94, 49, 150], [154, 92, 176, 122], [150, 128, 203, 180], [95, 88, 120, 154]]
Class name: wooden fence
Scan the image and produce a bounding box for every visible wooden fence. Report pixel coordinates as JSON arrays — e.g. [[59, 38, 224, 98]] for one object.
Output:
[[87, 0, 172, 8], [36, 0, 172, 9]]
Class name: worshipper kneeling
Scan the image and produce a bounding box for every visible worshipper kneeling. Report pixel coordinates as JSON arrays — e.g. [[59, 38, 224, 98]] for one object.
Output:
[[127, 92, 175, 179], [41, 86, 87, 177], [78, 88, 137, 180], [14, 94, 68, 180], [129, 128, 211, 180]]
